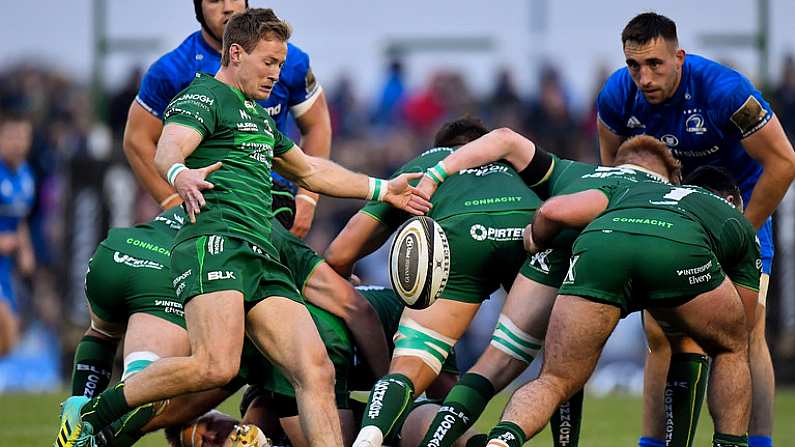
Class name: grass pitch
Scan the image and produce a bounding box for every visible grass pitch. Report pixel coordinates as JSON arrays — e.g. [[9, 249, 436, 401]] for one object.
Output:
[[5, 389, 794, 446]]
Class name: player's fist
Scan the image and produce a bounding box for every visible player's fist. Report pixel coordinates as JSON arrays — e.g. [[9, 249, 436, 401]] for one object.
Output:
[[384, 172, 432, 215]]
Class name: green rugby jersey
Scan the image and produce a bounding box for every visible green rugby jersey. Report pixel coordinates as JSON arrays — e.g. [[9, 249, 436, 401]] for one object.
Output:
[[587, 181, 761, 290], [100, 207, 186, 265], [361, 146, 540, 229], [163, 73, 295, 252], [535, 154, 668, 199]]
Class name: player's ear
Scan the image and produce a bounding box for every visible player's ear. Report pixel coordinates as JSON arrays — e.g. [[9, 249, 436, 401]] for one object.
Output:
[[674, 47, 686, 65], [230, 43, 243, 65]]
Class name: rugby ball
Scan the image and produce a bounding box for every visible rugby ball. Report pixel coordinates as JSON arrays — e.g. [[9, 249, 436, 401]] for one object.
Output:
[[389, 216, 450, 309]]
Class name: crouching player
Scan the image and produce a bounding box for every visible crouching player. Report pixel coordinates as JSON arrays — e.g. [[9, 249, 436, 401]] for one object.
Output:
[[483, 168, 759, 447]]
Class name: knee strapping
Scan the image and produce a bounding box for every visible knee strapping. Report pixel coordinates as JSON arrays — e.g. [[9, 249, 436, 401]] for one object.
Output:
[[122, 351, 160, 380], [490, 314, 543, 364], [393, 318, 456, 374]]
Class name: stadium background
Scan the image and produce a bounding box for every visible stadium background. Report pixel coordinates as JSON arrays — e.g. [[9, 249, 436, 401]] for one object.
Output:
[[0, 0, 794, 443]]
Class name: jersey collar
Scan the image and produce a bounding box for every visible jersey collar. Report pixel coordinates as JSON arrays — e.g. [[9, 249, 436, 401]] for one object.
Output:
[[618, 164, 670, 183], [195, 29, 221, 56]]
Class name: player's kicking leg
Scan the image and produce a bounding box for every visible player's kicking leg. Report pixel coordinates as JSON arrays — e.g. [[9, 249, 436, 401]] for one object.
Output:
[[53, 291, 246, 447], [418, 274, 557, 447], [93, 312, 191, 446], [245, 296, 344, 446], [353, 299, 481, 447]]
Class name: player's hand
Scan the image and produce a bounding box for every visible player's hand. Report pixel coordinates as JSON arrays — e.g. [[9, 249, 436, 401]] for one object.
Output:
[[349, 273, 362, 286], [384, 172, 432, 215], [415, 174, 440, 202], [290, 194, 317, 239], [523, 224, 540, 254], [173, 162, 223, 223]]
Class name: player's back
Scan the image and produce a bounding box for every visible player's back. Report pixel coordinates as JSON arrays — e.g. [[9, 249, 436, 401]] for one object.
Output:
[[590, 181, 757, 265], [361, 146, 540, 230], [100, 207, 186, 266]]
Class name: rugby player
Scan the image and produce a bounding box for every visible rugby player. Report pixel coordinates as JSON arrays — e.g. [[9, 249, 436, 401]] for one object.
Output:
[[125, 0, 330, 239], [412, 131, 680, 447], [70, 204, 398, 446], [325, 117, 543, 447], [53, 10, 430, 447], [483, 168, 760, 447], [124, 2, 390, 381], [597, 13, 795, 447], [0, 113, 35, 357]]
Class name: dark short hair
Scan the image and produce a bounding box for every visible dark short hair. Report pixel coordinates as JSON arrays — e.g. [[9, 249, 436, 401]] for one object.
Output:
[[684, 166, 741, 201], [0, 110, 32, 128], [622, 12, 678, 47], [221, 8, 291, 66], [433, 116, 489, 148]]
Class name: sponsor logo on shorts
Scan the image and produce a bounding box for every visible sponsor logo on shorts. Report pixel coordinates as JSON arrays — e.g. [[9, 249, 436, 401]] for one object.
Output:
[[207, 235, 225, 255], [113, 252, 164, 270], [425, 406, 469, 447], [529, 249, 553, 274], [469, 224, 524, 241], [250, 243, 263, 255], [676, 260, 713, 285], [173, 269, 192, 296], [208, 270, 236, 281], [154, 213, 184, 230], [464, 196, 523, 207], [155, 299, 185, 317], [563, 256, 579, 284]]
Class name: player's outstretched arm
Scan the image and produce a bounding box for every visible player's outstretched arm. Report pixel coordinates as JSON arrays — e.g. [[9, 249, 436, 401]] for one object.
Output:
[[740, 115, 795, 229], [123, 101, 181, 208], [154, 124, 221, 223], [274, 145, 431, 215], [292, 91, 332, 238], [530, 190, 609, 251], [414, 128, 548, 199], [325, 212, 393, 278]]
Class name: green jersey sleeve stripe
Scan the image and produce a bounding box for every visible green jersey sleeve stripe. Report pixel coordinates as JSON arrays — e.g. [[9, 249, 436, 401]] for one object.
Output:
[[164, 120, 206, 137]]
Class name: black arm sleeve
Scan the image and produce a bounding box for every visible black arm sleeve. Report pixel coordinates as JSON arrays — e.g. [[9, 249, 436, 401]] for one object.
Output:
[[518, 146, 554, 187]]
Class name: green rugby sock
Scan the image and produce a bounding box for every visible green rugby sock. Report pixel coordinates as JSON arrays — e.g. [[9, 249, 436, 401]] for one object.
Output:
[[81, 382, 133, 430], [360, 373, 415, 438], [97, 402, 158, 447], [552, 389, 584, 447], [666, 353, 709, 447], [71, 335, 117, 397], [419, 373, 496, 447], [486, 421, 527, 447], [713, 432, 749, 447], [465, 434, 488, 447]]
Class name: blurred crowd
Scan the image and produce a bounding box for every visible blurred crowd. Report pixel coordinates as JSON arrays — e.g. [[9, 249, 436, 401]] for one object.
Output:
[[2, 54, 795, 384]]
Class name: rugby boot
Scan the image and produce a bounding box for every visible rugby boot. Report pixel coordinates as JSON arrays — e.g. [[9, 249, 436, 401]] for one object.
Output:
[[53, 396, 95, 447]]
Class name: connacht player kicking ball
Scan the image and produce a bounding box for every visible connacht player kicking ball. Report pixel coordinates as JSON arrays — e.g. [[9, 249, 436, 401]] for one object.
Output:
[[483, 169, 759, 447], [126, 3, 391, 385], [412, 131, 680, 447], [53, 9, 430, 447]]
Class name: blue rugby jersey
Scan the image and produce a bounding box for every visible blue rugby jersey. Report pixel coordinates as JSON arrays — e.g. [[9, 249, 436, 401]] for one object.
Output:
[[136, 31, 321, 131], [0, 160, 34, 311], [597, 53, 775, 272]]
